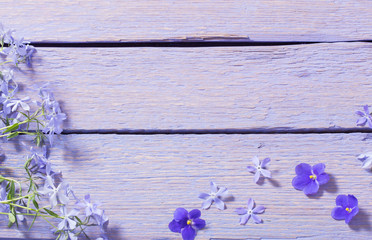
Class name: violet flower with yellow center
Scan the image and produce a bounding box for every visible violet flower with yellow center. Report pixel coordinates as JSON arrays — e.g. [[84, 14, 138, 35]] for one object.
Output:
[[292, 163, 329, 195]]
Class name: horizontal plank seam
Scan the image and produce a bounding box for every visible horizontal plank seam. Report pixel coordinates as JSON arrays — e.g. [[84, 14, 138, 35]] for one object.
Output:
[[59, 128, 372, 135], [29, 40, 372, 48]]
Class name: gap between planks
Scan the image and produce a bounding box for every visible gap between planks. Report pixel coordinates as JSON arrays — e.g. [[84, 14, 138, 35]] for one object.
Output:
[[59, 128, 372, 135], [29, 39, 372, 48]]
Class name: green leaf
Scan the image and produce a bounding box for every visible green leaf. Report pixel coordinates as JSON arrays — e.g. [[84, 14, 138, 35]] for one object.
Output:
[[7, 132, 19, 139], [8, 212, 15, 223], [3, 123, 19, 133], [44, 208, 59, 218], [32, 198, 39, 209]]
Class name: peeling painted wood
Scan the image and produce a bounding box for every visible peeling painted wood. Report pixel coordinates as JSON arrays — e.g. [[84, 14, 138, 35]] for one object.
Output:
[[12, 42, 372, 130], [0, 134, 371, 239], [0, 1, 371, 42]]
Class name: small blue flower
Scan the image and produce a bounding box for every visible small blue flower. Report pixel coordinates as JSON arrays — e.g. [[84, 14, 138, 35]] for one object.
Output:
[[38, 179, 70, 209], [235, 198, 265, 224], [247, 156, 272, 183], [292, 163, 329, 195], [76, 194, 103, 218], [57, 206, 79, 231], [331, 194, 359, 224], [356, 105, 372, 128], [198, 181, 229, 210], [169, 208, 206, 240]]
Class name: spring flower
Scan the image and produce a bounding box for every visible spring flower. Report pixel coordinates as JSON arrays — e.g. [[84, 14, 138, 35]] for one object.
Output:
[[235, 198, 265, 224], [292, 163, 329, 195], [38, 178, 69, 208], [58, 206, 79, 230], [331, 194, 359, 224], [198, 181, 229, 210], [169, 208, 206, 240], [357, 153, 372, 170], [76, 194, 103, 217], [356, 105, 372, 128], [247, 156, 271, 183]]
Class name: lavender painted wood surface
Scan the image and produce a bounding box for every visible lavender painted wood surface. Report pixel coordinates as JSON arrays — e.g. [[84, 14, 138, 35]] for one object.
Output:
[[0, 1, 371, 42], [0, 134, 371, 239], [14, 42, 372, 130]]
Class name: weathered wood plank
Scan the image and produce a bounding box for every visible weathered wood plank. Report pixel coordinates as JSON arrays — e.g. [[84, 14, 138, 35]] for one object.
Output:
[[1, 134, 371, 239], [0, 1, 371, 42], [12, 42, 372, 130]]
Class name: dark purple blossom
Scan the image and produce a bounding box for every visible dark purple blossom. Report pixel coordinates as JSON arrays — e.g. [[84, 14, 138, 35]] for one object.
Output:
[[292, 163, 329, 195], [198, 181, 229, 210], [356, 105, 372, 128], [331, 194, 359, 224], [235, 198, 265, 225], [247, 156, 271, 183], [169, 208, 206, 240]]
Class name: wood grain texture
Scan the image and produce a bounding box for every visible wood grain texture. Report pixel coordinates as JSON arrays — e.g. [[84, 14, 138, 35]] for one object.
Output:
[[12, 42, 372, 130], [0, 134, 371, 239], [0, 1, 371, 42]]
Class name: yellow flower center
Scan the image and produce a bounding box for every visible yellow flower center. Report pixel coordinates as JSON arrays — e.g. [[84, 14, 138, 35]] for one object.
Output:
[[345, 207, 352, 213], [309, 174, 317, 180], [187, 220, 192, 225]]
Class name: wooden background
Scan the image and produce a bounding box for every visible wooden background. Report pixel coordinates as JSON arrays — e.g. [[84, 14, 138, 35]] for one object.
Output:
[[0, 1, 371, 239]]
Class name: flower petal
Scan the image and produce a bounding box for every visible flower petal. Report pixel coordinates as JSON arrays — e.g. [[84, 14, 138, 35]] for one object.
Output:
[[193, 218, 206, 230], [331, 206, 346, 220], [198, 193, 210, 200], [201, 198, 213, 210], [254, 171, 261, 183], [295, 163, 312, 176], [247, 198, 254, 210], [335, 195, 348, 208], [261, 157, 270, 168], [253, 206, 265, 214], [347, 195, 358, 208], [174, 208, 188, 221], [210, 181, 218, 193], [247, 166, 256, 172], [292, 175, 311, 190], [303, 180, 319, 195], [312, 163, 325, 175], [214, 197, 225, 210], [260, 169, 271, 178], [182, 226, 196, 240], [355, 110, 365, 117], [363, 105, 370, 115], [251, 213, 262, 224], [235, 207, 247, 215], [216, 187, 227, 196], [316, 173, 329, 185], [356, 117, 367, 126], [189, 209, 201, 220], [252, 156, 260, 167], [239, 214, 250, 225]]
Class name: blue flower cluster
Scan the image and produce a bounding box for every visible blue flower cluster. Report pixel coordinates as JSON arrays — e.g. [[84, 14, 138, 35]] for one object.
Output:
[[0, 24, 109, 240]]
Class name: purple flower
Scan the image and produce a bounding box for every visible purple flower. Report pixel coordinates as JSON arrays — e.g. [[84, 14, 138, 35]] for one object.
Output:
[[0, 181, 9, 214], [331, 194, 359, 224], [168, 208, 206, 240], [292, 163, 329, 195], [38, 179, 70, 208], [93, 210, 109, 234], [235, 198, 265, 225], [57, 206, 79, 230], [198, 181, 229, 210], [247, 156, 271, 183], [76, 194, 103, 218], [356, 105, 372, 128]]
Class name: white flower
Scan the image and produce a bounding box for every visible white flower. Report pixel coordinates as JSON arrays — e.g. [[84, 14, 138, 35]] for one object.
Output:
[[247, 156, 272, 183], [198, 181, 229, 210]]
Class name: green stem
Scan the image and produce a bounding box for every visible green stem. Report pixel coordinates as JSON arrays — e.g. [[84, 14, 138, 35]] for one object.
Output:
[[0, 192, 34, 204]]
